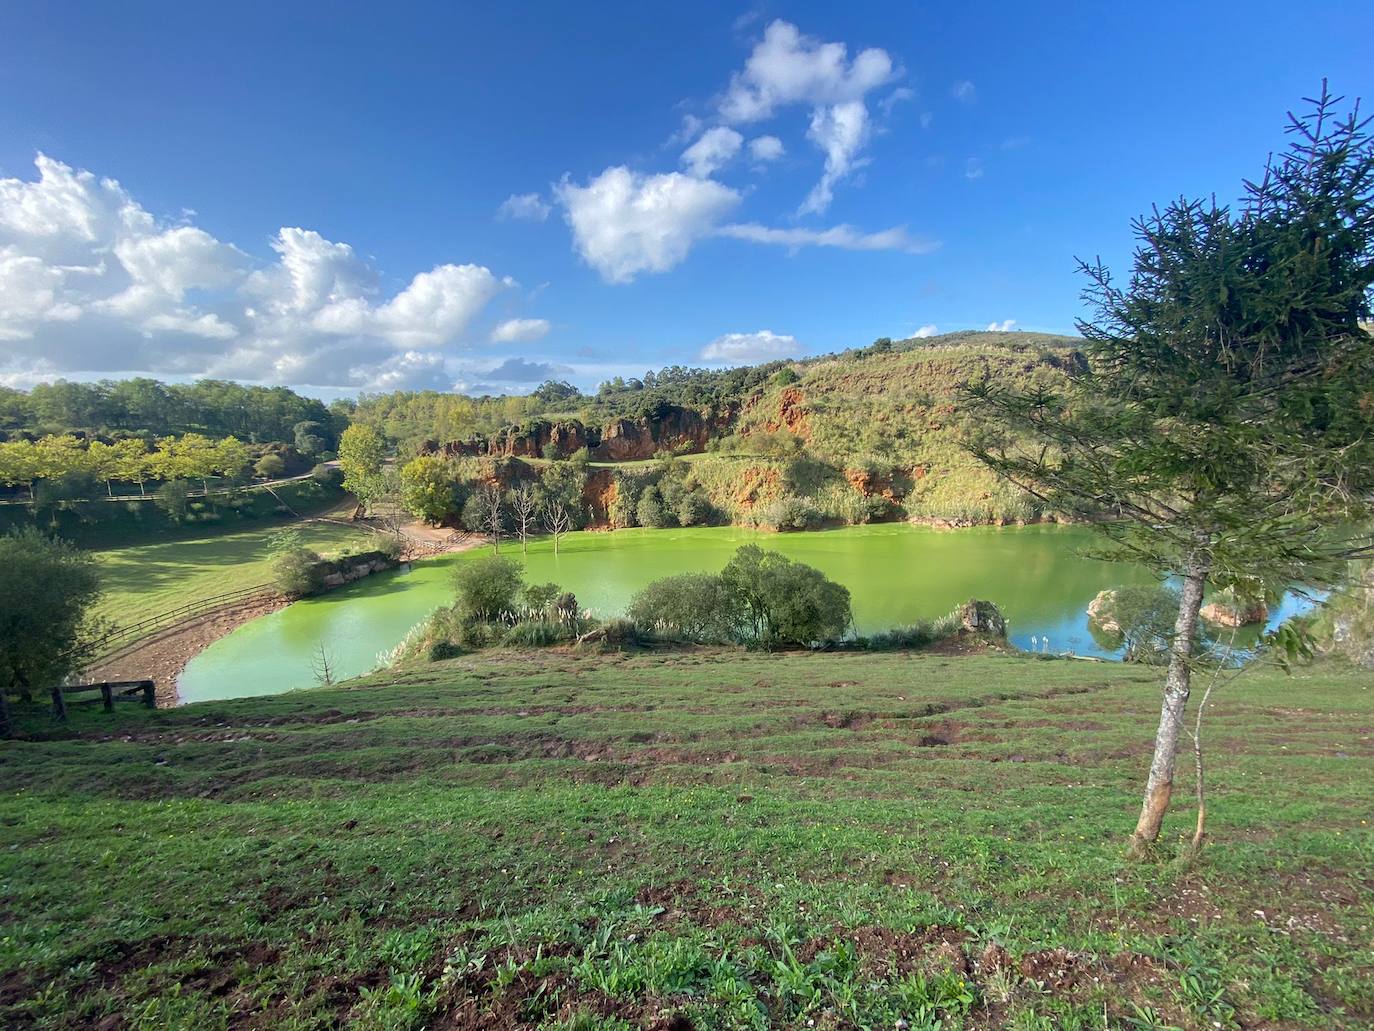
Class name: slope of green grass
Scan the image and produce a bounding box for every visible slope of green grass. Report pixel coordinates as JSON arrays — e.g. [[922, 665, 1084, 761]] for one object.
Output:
[[2, 650, 1370, 1029], [90, 518, 378, 633]]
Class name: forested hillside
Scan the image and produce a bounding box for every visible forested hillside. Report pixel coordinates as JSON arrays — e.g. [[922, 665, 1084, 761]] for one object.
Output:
[[356, 330, 1085, 528]]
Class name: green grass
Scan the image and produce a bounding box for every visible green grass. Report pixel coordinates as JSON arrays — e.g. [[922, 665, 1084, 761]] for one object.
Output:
[[90, 519, 378, 632], [2, 650, 1370, 1029]]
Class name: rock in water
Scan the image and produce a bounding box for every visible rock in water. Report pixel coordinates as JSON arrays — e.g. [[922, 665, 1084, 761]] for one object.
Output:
[[960, 599, 1007, 637], [1086, 589, 1121, 634], [1200, 598, 1268, 627]]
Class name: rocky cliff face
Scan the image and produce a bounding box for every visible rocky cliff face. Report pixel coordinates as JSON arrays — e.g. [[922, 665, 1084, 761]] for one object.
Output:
[[592, 406, 728, 461], [436, 405, 729, 462]]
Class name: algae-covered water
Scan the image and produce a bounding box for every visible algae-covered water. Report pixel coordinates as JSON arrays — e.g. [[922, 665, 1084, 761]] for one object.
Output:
[[177, 523, 1305, 703]]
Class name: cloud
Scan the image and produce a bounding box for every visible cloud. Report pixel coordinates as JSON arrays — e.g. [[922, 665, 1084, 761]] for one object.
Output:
[[880, 87, 915, 116], [913, 324, 937, 338], [497, 192, 551, 222], [681, 126, 744, 178], [799, 100, 870, 215], [719, 20, 899, 214], [554, 166, 741, 283], [0, 154, 522, 390], [987, 319, 1017, 332], [952, 80, 976, 103], [700, 329, 801, 364], [490, 317, 551, 343], [716, 222, 937, 254], [964, 158, 985, 181], [747, 135, 785, 162], [720, 20, 897, 122], [482, 356, 572, 382]]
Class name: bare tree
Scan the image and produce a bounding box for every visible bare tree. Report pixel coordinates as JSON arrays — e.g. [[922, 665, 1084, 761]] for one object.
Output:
[[312, 641, 335, 686], [543, 498, 571, 555], [477, 484, 505, 552], [511, 484, 539, 554]]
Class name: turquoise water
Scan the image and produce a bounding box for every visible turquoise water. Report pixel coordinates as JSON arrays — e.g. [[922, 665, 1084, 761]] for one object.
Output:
[[176, 524, 1304, 703]]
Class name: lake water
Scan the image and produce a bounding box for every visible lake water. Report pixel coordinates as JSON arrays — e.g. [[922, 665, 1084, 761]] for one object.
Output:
[[176, 524, 1309, 703]]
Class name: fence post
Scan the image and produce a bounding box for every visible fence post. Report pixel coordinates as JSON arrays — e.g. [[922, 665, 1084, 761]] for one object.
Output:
[[100, 683, 113, 712], [140, 680, 155, 708], [51, 686, 68, 722]]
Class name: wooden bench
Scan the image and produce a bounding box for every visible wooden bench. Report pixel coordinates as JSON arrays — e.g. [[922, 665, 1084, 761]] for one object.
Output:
[[52, 680, 155, 720]]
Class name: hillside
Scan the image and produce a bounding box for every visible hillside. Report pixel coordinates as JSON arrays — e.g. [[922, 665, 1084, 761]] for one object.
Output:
[[364, 331, 1085, 528], [2, 649, 1369, 1028]]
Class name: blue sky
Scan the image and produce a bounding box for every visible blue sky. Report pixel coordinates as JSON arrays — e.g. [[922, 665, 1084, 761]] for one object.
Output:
[[1, 1, 1370, 398]]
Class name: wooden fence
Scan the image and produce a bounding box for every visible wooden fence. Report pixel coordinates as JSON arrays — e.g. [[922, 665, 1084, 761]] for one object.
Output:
[[91, 584, 277, 661], [52, 680, 155, 720]]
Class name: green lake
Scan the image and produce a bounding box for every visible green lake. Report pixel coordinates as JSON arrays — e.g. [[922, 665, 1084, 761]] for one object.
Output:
[[176, 523, 1306, 703]]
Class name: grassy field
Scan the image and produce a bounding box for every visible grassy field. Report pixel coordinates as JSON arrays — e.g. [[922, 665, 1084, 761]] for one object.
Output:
[[89, 518, 378, 634], [1, 649, 1370, 1029]]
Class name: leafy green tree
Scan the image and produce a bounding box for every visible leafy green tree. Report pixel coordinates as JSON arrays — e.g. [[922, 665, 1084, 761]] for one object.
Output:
[[33, 435, 89, 484], [153, 434, 221, 494], [214, 437, 252, 484], [293, 420, 327, 456], [400, 455, 458, 523], [338, 424, 387, 512], [719, 545, 852, 647], [635, 485, 669, 528], [85, 440, 120, 496], [0, 439, 39, 500], [966, 88, 1374, 851], [111, 438, 152, 496], [452, 554, 524, 622], [0, 528, 106, 734]]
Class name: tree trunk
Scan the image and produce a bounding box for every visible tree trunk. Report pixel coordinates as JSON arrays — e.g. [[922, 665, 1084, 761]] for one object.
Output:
[[0, 688, 12, 738], [1129, 546, 1211, 853]]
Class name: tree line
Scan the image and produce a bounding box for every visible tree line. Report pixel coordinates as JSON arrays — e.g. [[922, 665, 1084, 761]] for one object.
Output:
[[0, 433, 257, 500], [0, 377, 345, 446]]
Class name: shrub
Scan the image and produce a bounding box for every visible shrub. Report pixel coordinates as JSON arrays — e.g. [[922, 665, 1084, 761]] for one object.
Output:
[[428, 640, 464, 661], [274, 547, 323, 598], [254, 453, 287, 479], [675, 490, 710, 527], [374, 535, 404, 561], [155, 479, 192, 522], [503, 620, 567, 647], [452, 554, 524, 622], [629, 573, 745, 642], [521, 582, 561, 618], [311, 463, 343, 487], [758, 494, 823, 531], [636, 486, 670, 528]]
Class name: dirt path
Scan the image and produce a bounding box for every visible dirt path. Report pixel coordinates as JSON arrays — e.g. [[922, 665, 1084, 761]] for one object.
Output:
[[85, 597, 289, 707]]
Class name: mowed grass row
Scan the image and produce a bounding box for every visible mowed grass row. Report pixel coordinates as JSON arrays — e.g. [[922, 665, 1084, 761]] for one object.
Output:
[[89, 519, 377, 634], [1, 651, 1371, 1029]]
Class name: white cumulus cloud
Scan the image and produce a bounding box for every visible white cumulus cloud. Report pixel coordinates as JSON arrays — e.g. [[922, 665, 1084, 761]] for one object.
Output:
[[700, 329, 802, 364], [0, 154, 523, 391], [681, 127, 744, 178], [913, 324, 937, 338], [720, 20, 896, 122], [987, 319, 1017, 332], [719, 20, 898, 213], [491, 317, 551, 343], [555, 166, 741, 283], [748, 135, 785, 162]]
